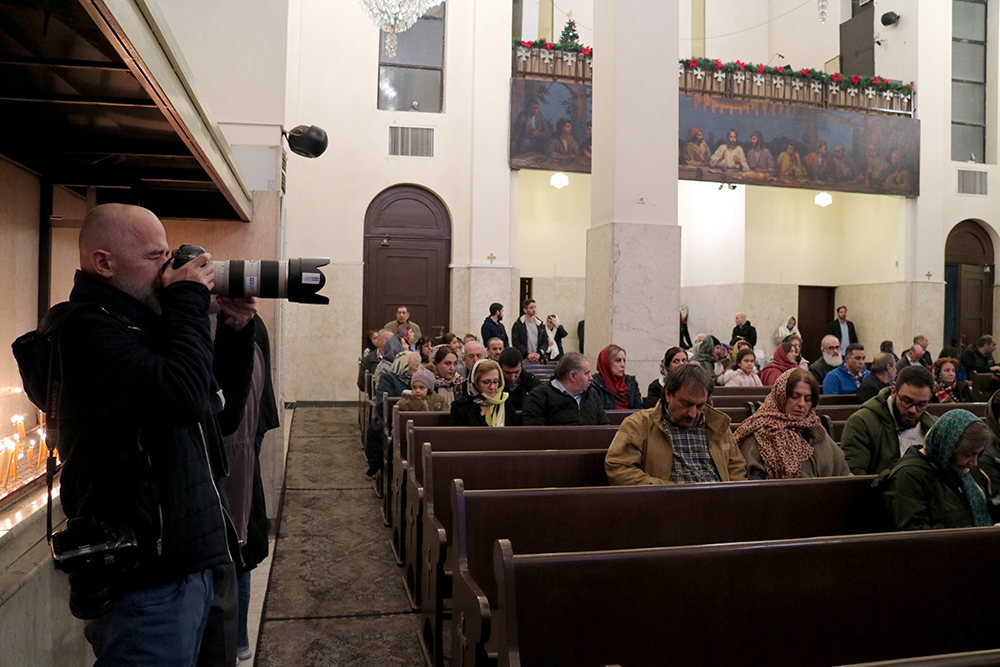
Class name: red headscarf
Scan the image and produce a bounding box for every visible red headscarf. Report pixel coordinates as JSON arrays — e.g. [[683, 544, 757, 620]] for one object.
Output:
[[597, 344, 630, 409], [760, 345, 798, 386]]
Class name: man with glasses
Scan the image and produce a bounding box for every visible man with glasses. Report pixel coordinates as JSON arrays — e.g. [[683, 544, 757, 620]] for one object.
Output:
[[809, 335, 842, 385], [840, 365, 937, 476]]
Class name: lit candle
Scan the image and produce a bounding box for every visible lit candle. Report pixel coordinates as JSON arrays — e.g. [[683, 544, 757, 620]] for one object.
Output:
[[27, 439, 35, 469], [37, 410, 45, 432], [2, 438, 14, 486], [12, 415, 26, 443], [36, 430, 47, 470]]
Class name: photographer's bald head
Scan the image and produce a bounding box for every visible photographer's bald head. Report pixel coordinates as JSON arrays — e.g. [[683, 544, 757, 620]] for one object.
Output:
[[79, 203, 215, 312]]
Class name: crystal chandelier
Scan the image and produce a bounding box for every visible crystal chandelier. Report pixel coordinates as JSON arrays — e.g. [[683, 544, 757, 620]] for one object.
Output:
[[357, 0, 443, 57], [816, 0, 828, 23]]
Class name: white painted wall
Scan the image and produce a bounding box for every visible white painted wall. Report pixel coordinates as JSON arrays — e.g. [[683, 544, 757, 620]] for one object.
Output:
[[678, 180, 746, 286], [518, 170, 590, 278], [705, 0, 769, 64], [767, 0, 842, 70], [552, 0, 594, 47]]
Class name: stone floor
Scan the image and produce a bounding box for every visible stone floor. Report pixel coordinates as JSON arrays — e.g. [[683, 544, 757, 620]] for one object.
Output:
[[253, 407, 423, 666]]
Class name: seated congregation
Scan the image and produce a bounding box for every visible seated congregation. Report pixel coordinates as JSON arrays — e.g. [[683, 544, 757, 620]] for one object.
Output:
[[359, 302, 1000, 666]]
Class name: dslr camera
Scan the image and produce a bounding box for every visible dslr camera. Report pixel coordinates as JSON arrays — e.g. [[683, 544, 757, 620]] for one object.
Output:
[[170, 244, 330, 305], [50, 517, 139, 619]]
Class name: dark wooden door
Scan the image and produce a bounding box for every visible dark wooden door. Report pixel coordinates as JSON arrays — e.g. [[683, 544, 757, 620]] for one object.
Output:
[[959, 264, 992, 346], [798, 286, 836, 358], [363, 185, 451, 341]]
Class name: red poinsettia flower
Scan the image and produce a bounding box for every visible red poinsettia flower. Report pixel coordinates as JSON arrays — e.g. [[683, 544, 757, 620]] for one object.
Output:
[[582, 47, 592, 55], [851, 75, 861, 85], [757, 63, 765, 74], [715, 60, 723, 70], [689, 58, 698, 68], [871, 75, 881, 84], [544, 42, 554, 51], [521, 40, 532, 47], [831, 73, 841, 82], [801, 68, 810, 76]]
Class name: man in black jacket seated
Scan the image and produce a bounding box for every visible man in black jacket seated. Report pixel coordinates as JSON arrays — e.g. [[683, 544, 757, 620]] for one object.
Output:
[[522, 352, 609, 425], [42, 204, 256, 664], [498, 347, 541, 412]]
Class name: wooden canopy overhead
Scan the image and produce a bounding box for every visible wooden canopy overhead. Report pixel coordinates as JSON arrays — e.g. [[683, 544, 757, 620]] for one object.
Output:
[[0, 0, 251, 220]]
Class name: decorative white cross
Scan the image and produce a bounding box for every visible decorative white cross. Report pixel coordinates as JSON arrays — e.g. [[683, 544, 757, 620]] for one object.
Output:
[[848, 88, 857, 97], [678, 62, 685, 76], [563, 52, 577, 67], [587, 57, 593, 73], [540, 50, 554, 65], [694, 69, 705, 80], [713, 70, 726, 83], [734, 72, 746, 84], [882, 90, 894, 100], [810, 80, 823, 94], [517, 46, 530, 63], [773, 77, 784, 88], [864, 87, 876, 98], [753, 73, 764, 87], [792, 79, 804, 91]]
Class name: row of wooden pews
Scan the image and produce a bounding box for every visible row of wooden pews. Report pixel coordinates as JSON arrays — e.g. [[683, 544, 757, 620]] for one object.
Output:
[[364, 378, 1000, 667]]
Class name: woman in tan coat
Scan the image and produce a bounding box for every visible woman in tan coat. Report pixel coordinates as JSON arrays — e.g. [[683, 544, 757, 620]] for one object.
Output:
[[734, 368, 851, 479]]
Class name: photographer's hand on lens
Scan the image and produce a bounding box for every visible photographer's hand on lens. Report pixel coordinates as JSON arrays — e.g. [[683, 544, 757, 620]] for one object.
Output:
[[162, 252, 214, 291], [217, 296, 257, 330]]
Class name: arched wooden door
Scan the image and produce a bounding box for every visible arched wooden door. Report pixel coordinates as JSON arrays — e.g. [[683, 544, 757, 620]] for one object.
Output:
[[945, 220, 994, 347], [363, 185, 451, 341]]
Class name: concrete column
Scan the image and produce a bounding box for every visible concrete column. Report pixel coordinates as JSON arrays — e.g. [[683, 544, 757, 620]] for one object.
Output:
[[585, 0, 680, 384]]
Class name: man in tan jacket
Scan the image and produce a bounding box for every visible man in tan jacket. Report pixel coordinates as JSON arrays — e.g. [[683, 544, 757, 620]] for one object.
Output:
[[606, 364, 746, 485]]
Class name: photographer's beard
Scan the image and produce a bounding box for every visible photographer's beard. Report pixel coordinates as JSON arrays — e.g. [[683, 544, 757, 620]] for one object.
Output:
[[114, 276, 162, 315], [823, 352, 842, 367]]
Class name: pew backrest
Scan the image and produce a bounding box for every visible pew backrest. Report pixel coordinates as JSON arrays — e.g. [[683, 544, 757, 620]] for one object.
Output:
[[495, 527, 1000, 667], [925, 402, 987, 418]]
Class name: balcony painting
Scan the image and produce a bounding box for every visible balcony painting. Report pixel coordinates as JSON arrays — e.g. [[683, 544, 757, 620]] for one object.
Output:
[[510, 78, 592, 174], [679, 92, 920, 197]]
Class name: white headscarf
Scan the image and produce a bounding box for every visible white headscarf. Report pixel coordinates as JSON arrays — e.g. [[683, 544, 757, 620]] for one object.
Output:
[[775, 315, 800, 343]]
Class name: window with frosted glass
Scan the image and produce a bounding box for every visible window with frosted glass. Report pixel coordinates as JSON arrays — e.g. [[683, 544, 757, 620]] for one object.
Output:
[[952, 0, 987, 162], [377, 4, 445, 113]]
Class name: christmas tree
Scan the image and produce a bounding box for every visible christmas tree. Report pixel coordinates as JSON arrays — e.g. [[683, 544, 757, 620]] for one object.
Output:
[[557, 15, 580, 50]]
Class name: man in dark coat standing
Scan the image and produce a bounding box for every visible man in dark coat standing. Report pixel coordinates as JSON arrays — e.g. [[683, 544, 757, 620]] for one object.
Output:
[[729, 312, 757, 348], [480, 302, 508, 347], [824, 305, 859, 352]]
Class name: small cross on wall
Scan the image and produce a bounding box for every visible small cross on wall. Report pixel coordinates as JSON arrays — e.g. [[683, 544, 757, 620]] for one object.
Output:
[[926, 271, 932, 280], [487, 253, 496, 264]]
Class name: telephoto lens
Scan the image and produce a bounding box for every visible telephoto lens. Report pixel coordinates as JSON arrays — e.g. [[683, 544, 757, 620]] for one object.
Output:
[[170, 244, 330, 304]]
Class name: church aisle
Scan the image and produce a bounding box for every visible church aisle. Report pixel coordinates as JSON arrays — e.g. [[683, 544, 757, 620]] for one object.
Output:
[[256, 407, 424, 666]]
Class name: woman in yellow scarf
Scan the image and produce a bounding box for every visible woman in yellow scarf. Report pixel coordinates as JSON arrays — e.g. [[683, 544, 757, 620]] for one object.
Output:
[[449, 359, 516, 427]]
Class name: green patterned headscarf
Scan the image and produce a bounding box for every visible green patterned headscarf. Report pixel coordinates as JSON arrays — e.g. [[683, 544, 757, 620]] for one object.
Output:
[[922, 410, 992, 527]]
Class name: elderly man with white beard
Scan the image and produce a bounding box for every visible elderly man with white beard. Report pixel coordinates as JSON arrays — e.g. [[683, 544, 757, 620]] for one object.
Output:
[[809, 335, 843, 387]]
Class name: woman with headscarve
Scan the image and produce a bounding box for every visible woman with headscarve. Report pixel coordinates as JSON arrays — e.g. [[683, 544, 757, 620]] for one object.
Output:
[[734, 369, 850, 479], [759, 341, 800, 386], [591, 344, 644, 410], [375, 349, 420, 407], [645, 346, 688, 408], [774, 315, 800, 345], [690, 335, 726, 384], [449, 359, 515, 427], [931, 357, 974, 404], [373, 335, 405, 400], [876, 409, 994, 530], [426, 344, 466, 409]]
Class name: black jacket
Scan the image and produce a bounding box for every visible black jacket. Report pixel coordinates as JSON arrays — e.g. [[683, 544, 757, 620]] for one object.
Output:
[[823, 319, 858, 345], [50, 272, 254, 590], [730, 321, 757, 347], [856, 373, 889, 404], [645, 379, 663, 409], [357, 347, 380, 392], [480, 317, 509, 347], [591, 373, 644, 410], [809, 357, 837, 385], [506, 370, 542, 412], [521, 381, 609, 426], [961, 345, 997, 374], [449, 394, 517, 427], [875, 447, 980, 530], [511, 317, 548, 359]]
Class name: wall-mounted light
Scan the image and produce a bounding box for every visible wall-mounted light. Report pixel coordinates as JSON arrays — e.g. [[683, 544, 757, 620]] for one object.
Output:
[[550, 172, 569, 189], [881, 11, 900, 27], [283, 125, 328, 158], [815, 192, 833, 207]]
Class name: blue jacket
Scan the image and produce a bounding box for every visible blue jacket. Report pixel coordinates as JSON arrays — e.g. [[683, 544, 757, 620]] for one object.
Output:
[[481, 316, 509, 347], [823, 362, 870, 395]]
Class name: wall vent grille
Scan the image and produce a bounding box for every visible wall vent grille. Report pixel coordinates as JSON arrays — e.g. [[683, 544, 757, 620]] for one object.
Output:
[[389, 126, 434, 157], [958, 169, 988, 196]]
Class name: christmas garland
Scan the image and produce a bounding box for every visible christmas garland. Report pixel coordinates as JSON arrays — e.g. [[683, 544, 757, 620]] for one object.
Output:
[[514, 38, 592, 57], [681, 57, 914, 97]]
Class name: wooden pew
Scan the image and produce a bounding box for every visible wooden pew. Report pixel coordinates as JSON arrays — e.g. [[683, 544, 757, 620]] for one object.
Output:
[[390, 411, 450, 564], [712, 385, 770, 397], [419, 448, 608, 666], [605, 409, 636, 425], [494, 527, 1000, 667], [926, 402, 987, 418], [451, 476, 881, 667], [969, 371, 998, 402], [404, 426, 617, 611], [816, 404, 861, 421], [818, 393, 860, 405], [710, 396, 761, 410]]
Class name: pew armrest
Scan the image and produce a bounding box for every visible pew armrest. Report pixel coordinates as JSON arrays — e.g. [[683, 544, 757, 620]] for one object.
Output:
[[453, 566, 492, 645]]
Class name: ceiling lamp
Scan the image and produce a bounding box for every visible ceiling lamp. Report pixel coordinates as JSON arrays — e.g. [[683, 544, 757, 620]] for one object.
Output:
[[550, 173, 569, 189], [815, 192, 833, 207], [357, 0, 443, 57]]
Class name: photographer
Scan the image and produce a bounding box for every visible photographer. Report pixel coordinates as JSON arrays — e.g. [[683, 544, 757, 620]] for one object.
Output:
[[44, 204, 256, 663]]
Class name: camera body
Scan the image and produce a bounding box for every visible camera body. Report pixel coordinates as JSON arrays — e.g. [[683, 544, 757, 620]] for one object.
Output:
[[51, 517, 139, 619], [170, 244, 329, 304]]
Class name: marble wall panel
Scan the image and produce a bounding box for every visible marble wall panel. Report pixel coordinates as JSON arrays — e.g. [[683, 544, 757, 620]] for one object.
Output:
[[531, 277, 586, 355], [448, 267, 471, 338], [834, 283, 912, 354], [0, 159, 41, 439]]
